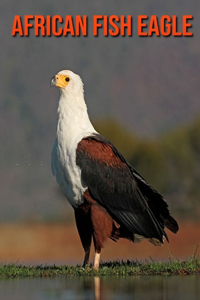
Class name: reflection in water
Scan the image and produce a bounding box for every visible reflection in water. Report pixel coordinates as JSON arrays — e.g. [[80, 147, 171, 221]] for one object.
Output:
[[94, 277, 100, 300], [0, 275, 199, 300]]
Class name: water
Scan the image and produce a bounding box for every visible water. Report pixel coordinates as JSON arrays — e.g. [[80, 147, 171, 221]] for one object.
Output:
[[0, 275, 199, 300]]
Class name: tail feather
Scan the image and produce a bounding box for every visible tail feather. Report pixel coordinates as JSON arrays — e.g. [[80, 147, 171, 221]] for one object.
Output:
[[164, 215, 179, 233]]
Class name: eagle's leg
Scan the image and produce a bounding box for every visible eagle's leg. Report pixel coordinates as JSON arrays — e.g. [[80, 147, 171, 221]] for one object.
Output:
[[93, 248, 101, 270], [83, 248, 91, 267], [83, 189, 114, 270], [91, 204, 113, 270], [74, 204, 92, 267]]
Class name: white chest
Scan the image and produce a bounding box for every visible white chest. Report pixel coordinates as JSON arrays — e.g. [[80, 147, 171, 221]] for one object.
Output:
[[51, 134, 84, 207], [51, 128, 97, 207], [51, 92, 96, 207]]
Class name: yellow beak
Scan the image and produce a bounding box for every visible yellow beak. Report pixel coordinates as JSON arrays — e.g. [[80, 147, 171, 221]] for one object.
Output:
[[51, 75, 68, 88]]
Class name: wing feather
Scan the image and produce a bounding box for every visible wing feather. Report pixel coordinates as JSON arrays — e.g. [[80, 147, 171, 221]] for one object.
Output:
[[76, 134, 178, 242]]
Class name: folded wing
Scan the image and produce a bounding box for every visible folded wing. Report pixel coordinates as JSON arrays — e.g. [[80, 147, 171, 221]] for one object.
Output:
[[76, 134, 179, 243]]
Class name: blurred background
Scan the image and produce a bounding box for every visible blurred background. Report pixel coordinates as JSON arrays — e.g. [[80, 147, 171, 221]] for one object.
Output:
[[0, 0, 199, 265]]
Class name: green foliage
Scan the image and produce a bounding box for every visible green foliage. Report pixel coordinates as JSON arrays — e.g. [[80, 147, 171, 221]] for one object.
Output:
[[0, 258, 200, 278], [94, 119, 139, 160], [130, 141, 166, 191], [161, 118, 200, 216]]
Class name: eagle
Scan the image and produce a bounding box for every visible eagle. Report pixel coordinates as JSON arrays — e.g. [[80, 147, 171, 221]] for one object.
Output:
[[51, 70, 179, 270]]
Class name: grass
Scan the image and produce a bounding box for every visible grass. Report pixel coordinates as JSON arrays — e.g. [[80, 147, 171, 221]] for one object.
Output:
[[0, 258, 200, 278]]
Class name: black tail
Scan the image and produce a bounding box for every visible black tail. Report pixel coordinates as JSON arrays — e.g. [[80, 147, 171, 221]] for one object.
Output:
[[128, 164, 179, 236], [164, 215, 179, 233]]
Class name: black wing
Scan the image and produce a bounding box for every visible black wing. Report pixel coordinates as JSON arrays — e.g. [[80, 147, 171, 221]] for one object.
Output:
[[76, 134, 179, 243]]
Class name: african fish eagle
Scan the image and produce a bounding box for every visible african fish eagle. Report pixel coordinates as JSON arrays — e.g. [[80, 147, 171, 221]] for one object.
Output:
[[51, 70, 179, 270]]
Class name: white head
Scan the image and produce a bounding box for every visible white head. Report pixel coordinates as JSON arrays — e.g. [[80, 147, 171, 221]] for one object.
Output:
[[51, 70, 96, 139], [51, 69, 93, 128], [51, 70, 84, 97]]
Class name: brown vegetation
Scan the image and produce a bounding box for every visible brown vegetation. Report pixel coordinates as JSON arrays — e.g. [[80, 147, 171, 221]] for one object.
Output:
[[0, 221, 199, 265]]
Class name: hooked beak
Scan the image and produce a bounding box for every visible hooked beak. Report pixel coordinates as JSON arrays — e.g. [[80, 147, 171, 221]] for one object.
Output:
[[51, 76, 56, 88]]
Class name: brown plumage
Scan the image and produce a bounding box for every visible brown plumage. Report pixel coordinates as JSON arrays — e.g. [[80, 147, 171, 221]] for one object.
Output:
[[74, 189, 134, 268]]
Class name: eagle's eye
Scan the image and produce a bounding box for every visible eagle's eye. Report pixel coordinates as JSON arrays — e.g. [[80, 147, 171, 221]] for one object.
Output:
[[65, 77, 70, 82]]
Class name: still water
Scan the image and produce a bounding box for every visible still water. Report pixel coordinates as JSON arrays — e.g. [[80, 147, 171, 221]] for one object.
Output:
[[0, 275, 199, 300]]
